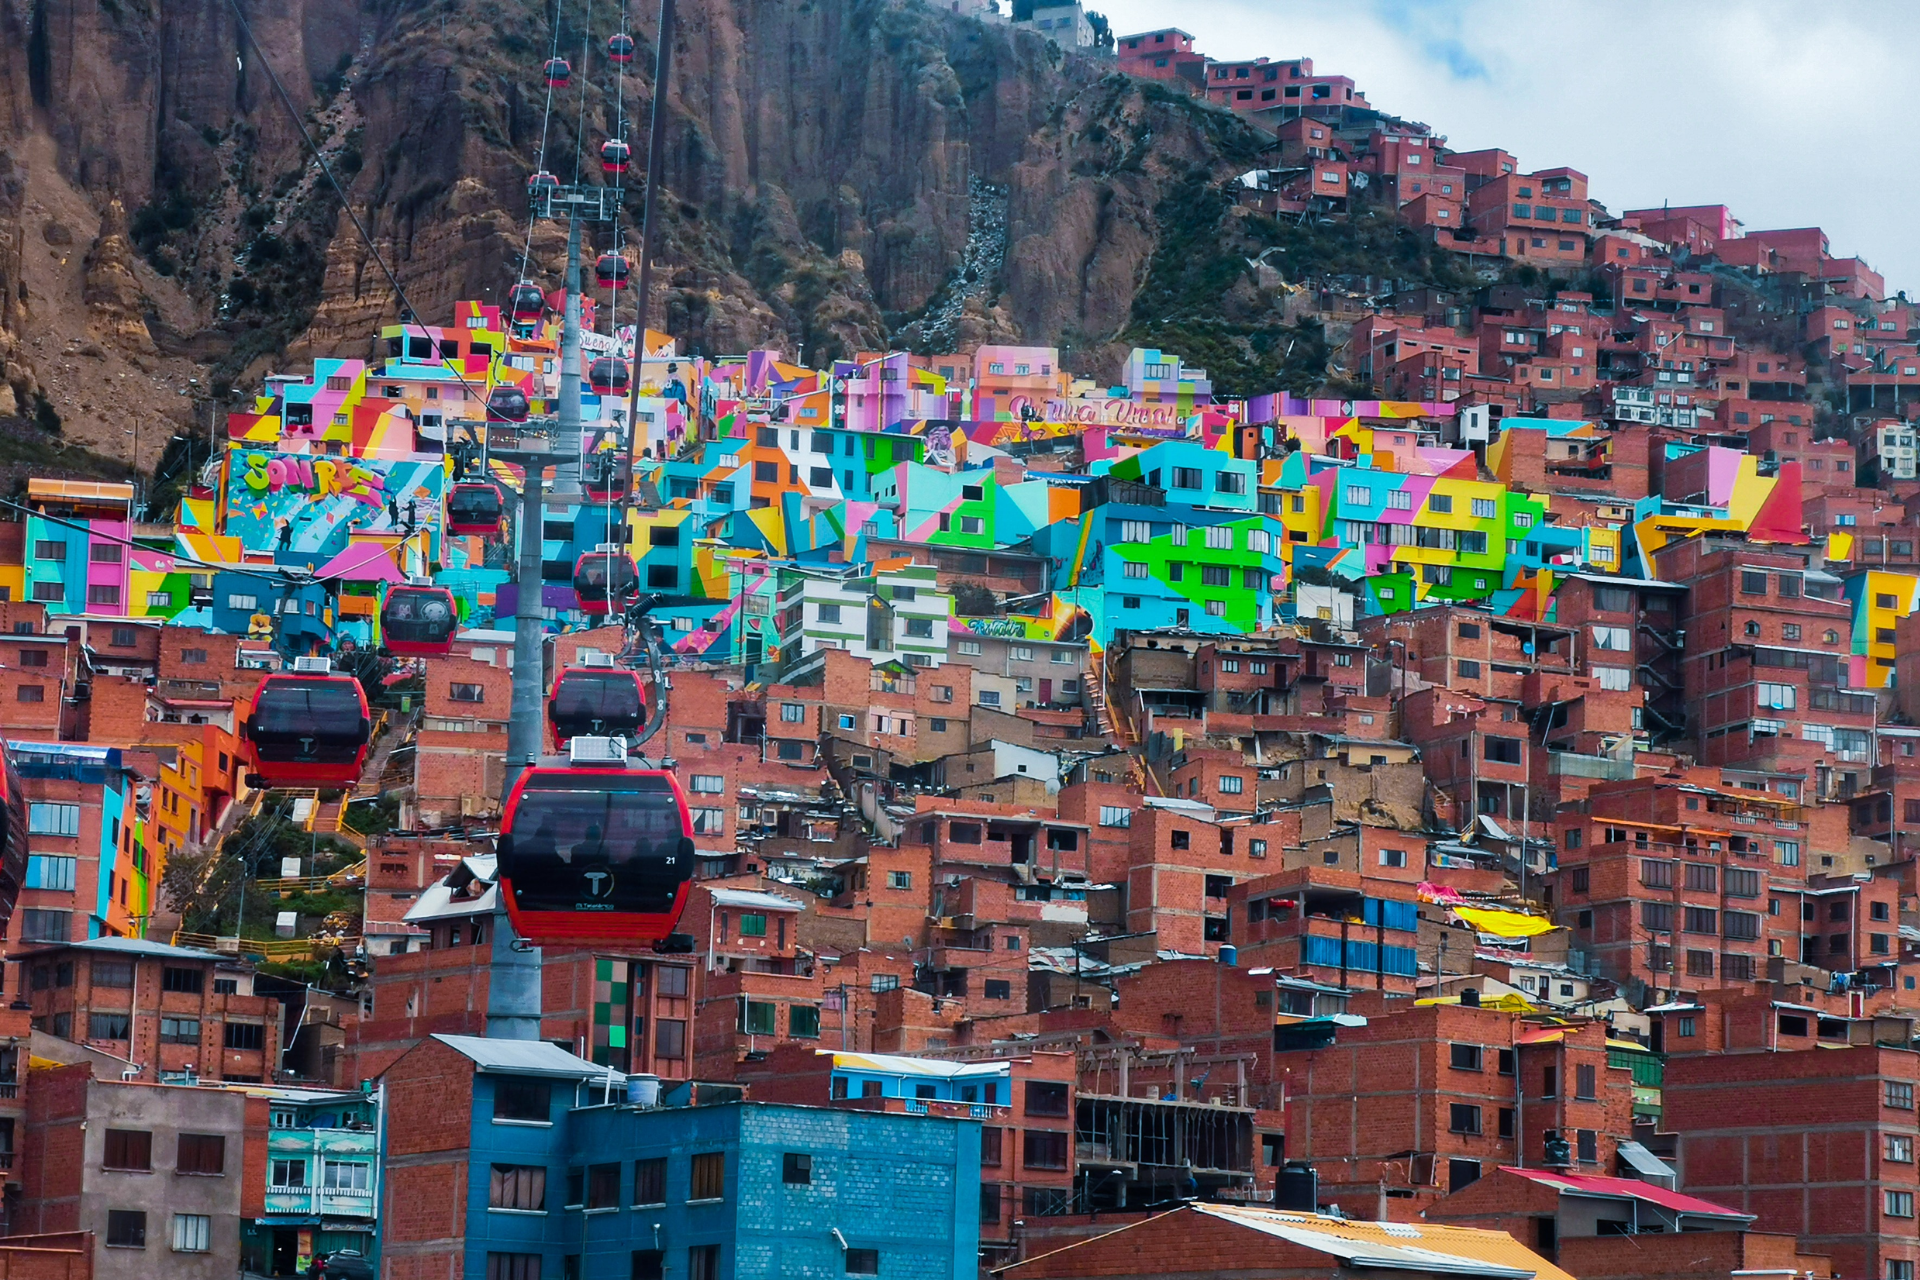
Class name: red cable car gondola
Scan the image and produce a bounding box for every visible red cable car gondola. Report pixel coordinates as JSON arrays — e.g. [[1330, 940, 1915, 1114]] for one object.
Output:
[[496, 738, 694, 946], [244, 666, 371, 790], [588, 356, 630, 396], [547, 666, 647, 749], [526, 170, 559, 198], [508, 282, 546, 322], [543, 57, 571, 88], [600, 140, 631, 175], [447, 482, 505, 536], [595, 253, 630, 290], [607, 32, 635, 63], [487, 386, 531, 423], [572, 548, 638, 616], [583, 455, 630, 504], [382, 583, 459, 658]]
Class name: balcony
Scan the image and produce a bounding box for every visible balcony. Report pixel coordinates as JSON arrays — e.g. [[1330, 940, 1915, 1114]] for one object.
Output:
[[265, 1187, 375, 1218], [902, 1098, 1006, 1121]]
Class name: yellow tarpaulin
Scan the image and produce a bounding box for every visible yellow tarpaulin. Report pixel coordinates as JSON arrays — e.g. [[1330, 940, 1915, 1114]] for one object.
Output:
[[1455, 906, 1558, 938]]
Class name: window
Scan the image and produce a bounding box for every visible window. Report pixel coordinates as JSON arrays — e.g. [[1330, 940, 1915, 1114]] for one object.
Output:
[[494, 1078, 553, 1123], [26, 855, 76, 890], [634, 1157, 666, 1205], [449, 682, 486, 703], [21, 908, 68, 941], [1641, 859, 1675, 889], [1448, 1104, 1482, 1134], [1891, 1264, 1914, 1280], [782, 1152, 812, 1185], [28, 803, 79, 835], [1577, 1129, 1598, 1163], [1541, 1067, 1558, 1098], [105, 1129, 153, 1171], [1098, 805, 1131, 828], [633, 1252, 665, 1280], [1450, 1044, 1483, 1072], [1576, 1064, 1596, 1100], [1889, 1191, 1915, 1219], [1741, 570, 1768, 595], [89, 1011, 130, 1040], [223, 1022, 265, 1051], [1757, 682, 1796, 710], [486, 1255, 542, 1280], [1025, 1129, 1069, 1170], [87, 585, 120, 606], [1219, 775, 1245, 795], [739, 1001, 776, 1035], [984, 979, 1012, 1000], [1726, 868, 1761, 898], [1380, 847, 1407, 869], [1890, 1082, 1915, 1109], [490, 1164, 547, 1210], [690, 775, 725, 794], [325, 1160, 371, 1192], [271, 1159, 308, 1188], [845, 1249, 880, 1276], [588, 1162, 621, 1209], [1026, 1081, 1070, 1117], [690, 1151, 725, 1201], [107, 1211, 146, 1249], [1642, 902, 1674, 932], [160, 1017, 201, 1045]]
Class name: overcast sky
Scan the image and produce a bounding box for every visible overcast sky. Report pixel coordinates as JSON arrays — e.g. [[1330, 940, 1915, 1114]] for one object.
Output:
[[1092, 0, 1917, 298]]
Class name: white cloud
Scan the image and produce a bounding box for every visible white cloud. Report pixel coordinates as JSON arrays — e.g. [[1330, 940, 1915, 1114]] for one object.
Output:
[[1092, 0, 1920, 296]]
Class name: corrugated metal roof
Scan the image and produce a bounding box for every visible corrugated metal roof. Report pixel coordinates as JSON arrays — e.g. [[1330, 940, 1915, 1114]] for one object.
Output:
[[403, 879, 499, 924], [827, 1050, 1009, 1079], [431, 1034, 611, 1078], [1186, 1205, 1566, 1280], [18, 936, 224, 962], [1499, 1166, 1751, 1220], [708, 887, 804, 912]]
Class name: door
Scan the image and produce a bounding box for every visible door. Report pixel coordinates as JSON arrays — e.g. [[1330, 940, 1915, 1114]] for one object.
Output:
[[1038, 678, 1053, 704], [271, 1228, 297, 1275]]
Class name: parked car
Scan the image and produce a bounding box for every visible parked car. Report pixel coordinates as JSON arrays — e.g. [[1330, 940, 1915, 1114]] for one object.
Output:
[[313, 1251, 375, 1280]]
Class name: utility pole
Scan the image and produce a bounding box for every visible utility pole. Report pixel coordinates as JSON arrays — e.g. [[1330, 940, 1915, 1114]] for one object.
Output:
[[487, 188, 609, 1041]]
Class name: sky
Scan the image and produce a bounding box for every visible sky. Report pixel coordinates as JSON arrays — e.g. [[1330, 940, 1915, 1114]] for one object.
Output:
[[1092, 0, 1919, 297]]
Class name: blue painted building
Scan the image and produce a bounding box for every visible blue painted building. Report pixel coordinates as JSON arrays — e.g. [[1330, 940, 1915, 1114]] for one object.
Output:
[[380, 1034, 982, 1280]]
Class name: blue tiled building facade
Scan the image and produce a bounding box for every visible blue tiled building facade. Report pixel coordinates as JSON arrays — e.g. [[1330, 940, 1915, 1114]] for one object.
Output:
[[383, 1036, 980, 1280]]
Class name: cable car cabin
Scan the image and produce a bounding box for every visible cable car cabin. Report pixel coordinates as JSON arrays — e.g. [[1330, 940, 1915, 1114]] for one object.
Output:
[[508, 281, 546, 321], [600, 140, 631, 175], [588, 357, 630, 396], [547, 667, 646, 748], [572, 551, 638, 616], [526, 171, 559, 199], [583, 459, 630, 505], [245, 669, 371, 789], [607, 32, 635, 62], [447, 483, 505, 536], [543, 57, 571, 87], [496, 739, 693, 946], [595, 253, 631, 290], [0, 744, 31, 928], [382, 584, 458, 657], [487, 386, 531, 423]]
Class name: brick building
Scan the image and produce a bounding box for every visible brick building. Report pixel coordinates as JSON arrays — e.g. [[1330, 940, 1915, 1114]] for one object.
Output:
[[1665, 1044, 1920, 1280]]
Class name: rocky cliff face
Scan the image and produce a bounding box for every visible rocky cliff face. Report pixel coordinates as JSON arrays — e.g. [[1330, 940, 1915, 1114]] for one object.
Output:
[[0, 0, 1303, 462]]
